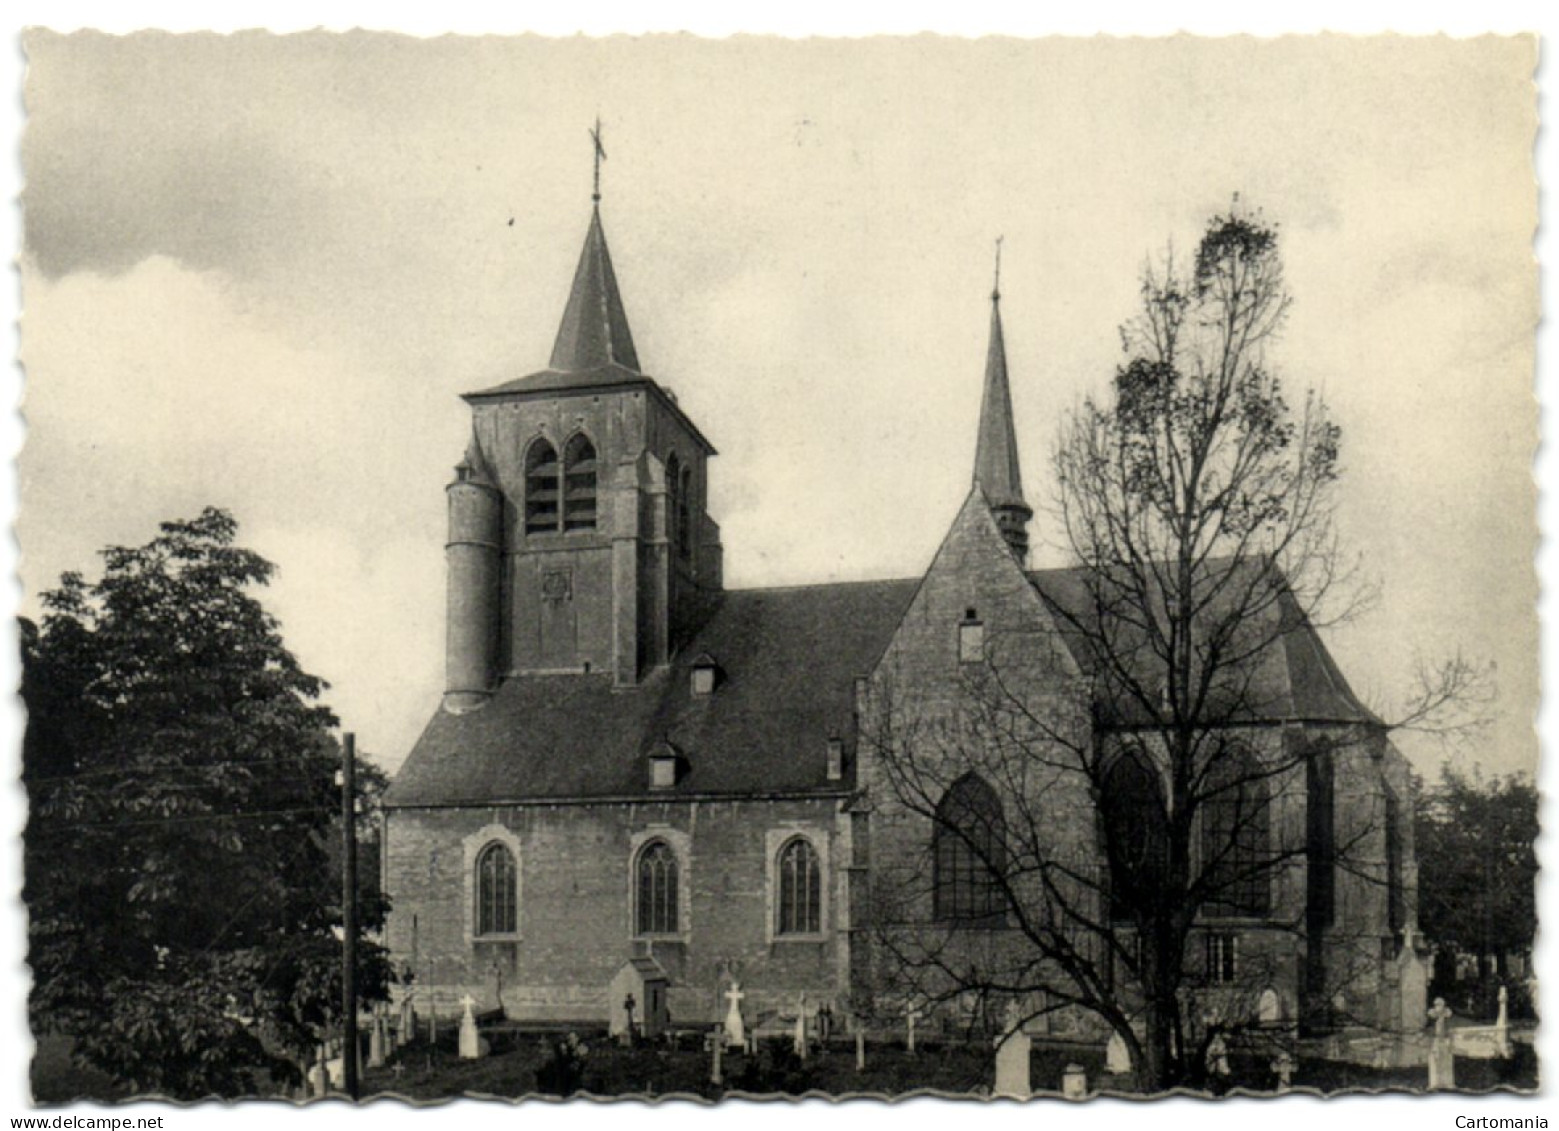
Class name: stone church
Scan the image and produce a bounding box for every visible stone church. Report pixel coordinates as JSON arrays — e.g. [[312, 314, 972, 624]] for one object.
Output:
[[381, 182, 1424, 1044]]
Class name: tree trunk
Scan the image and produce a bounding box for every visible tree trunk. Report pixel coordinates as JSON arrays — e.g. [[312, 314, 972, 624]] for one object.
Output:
[[1140, 996, 1179, 1093]]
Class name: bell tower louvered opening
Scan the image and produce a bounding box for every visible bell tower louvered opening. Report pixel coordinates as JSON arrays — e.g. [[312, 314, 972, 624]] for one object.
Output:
[[563, 433, 598, 531], [524, 438, 561, 534]]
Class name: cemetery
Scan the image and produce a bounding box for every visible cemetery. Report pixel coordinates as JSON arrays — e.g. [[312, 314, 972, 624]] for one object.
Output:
[[306, 983, 1537, 1102]]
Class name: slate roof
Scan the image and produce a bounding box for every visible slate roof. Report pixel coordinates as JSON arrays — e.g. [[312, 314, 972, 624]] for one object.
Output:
[[465, 203, 645, 400], [1027, 565, 1380, 727], [385, 578, 918, 808], [549, 204, 639, 373], [387, 565, 1377, 808], [973, 295, 1028, 513]]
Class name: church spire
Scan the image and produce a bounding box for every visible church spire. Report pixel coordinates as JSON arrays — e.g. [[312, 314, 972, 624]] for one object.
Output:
[[548, 121, 640, 373], [972, 238, 1032, 561]]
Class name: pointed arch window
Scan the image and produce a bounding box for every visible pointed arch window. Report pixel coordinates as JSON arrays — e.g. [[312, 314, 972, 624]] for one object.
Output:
[[777, 837, 822, 935], [524, 438, 561, 534], [934, 774, 1007, 925], [1201, 744, 1272, 917], [635, 840, 680, 936], [476, 842, 518, 936], [1102, 751, 1169, 921], [563, 434, 598, 531], [1384, 789, 1404, 935], [666, 453, 682, 555], [677, 465, 693, 559]]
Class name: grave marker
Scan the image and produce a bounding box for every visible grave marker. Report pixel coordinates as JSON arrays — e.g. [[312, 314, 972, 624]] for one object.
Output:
[[1428, 997, 1455, 1090], [458, 993, 481, 1060], [723, 982, 746, 1048], [993, 1014, 1031, 1099]]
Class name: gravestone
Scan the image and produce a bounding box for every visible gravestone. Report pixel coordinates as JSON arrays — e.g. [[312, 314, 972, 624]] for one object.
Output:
[[794, 994, 809, 1060], [723, 982, 746, 1048], [1105, 1031, 1132, 1075], [709, 1030, 723, 1085], [1495, 985, 1511, 1058], [1272, 1052, 1294, 1091], [1206, 1033, 1231, 1083], [906, 1004, 920, 1053], [397, 990, 415, 1050], [993, 1008, 1031, 1099], [1258, 987, 1282, 1024], [610, 957, 670, 1040], [1428, 997, 1455, 1090], [1061, 1063, 1087, 1099], [1397, 927, 1429, 1031], [368, 1008, 386, 1067], [621, 993, 637, 1047], [458, 993, 481, 1059], [856, 1026, 866, 1072]]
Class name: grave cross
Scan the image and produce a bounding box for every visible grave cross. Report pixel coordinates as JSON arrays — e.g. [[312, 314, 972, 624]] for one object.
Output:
[[1429, 996, 1452, 1038], [906, 1004, 921, 1053], [723, 982, 747, 1048], [1272, 1052, 1294, 1090]]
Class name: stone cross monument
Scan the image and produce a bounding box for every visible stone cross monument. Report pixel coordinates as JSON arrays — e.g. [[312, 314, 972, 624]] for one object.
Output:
[[723, 982, 746, 1049]]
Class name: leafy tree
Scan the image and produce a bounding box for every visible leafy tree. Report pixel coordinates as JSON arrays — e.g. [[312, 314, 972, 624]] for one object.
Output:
[[23, 508, 390, 1098], [1414, 762, 1537, 979], [863, 203, 1477, 1093]]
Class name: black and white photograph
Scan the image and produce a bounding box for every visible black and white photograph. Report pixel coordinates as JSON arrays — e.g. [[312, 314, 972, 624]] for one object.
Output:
[[5, 18, 1544, 1116]]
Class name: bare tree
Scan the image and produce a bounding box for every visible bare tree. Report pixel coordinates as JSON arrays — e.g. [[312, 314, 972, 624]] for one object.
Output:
[[858, 204, 1474, 1093]]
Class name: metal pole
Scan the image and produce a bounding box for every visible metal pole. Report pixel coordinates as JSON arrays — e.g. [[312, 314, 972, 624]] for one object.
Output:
[[342, 732, 360, 1100]]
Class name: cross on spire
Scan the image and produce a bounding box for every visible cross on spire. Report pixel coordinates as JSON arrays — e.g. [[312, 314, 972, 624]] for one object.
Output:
[[590, 116, 607, 202], [993, 236, 1004, 301]]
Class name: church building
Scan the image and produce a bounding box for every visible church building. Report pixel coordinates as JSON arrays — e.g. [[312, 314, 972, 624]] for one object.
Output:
[[381, 171, 1424, 1045]]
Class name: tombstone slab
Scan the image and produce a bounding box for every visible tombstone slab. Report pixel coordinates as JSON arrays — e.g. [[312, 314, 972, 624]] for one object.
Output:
[[368, 1011, 386, 1067], [1061, 1062, 1088, 1099], [994, 1028, 1032, 1098], [1105, 1031, 1132, 1075]]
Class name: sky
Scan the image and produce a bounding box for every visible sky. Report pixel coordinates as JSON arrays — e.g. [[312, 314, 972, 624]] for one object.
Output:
[[15, 33, 1539, 783]]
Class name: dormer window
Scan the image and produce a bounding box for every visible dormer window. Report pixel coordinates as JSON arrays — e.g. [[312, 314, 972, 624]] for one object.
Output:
[[958, 608, 985, 663], [648, 742, 680, 790], [826, 737, 844, 781], [690, 653, 720, 696]]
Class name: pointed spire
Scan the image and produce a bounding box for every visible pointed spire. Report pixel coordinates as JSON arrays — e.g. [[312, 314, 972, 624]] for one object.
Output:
[[973, 239, 1031, 560], [548, 203, 641, 373]]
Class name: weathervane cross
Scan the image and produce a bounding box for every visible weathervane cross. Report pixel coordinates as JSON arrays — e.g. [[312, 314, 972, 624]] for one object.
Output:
[[590, 117, 607, 202]]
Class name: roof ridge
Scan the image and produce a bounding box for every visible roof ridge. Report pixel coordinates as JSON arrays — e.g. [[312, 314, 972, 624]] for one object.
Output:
[[724, 576, 923, 595]]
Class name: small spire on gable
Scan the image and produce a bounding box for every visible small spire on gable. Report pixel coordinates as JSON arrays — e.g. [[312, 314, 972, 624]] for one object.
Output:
[[972, 237, 1032, 561]]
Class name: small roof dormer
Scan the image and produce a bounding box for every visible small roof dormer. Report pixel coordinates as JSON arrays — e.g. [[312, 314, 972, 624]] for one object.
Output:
[[689, 652, 722, 697], [647, 739, 683, 791]]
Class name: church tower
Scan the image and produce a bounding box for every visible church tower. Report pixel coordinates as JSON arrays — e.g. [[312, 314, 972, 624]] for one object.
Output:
[[972, 247, 1032, 561], [441, 150, 721, 707]]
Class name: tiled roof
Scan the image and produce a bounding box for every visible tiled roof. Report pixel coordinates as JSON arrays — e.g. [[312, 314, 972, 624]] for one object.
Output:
[[387, 564, 1377, 808], [1028, 565, 1380, 727], [384, 579, 919, 808]]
